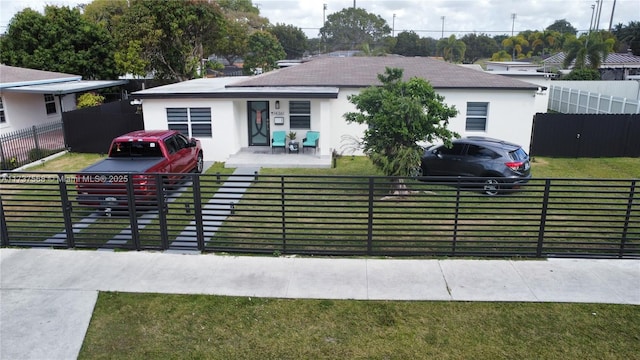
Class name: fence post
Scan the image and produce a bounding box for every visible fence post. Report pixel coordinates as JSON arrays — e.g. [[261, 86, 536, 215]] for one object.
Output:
[[280, 176, 286, 253], [57, 174, 75, 248], [126, 175, 140, 250], [155, 173, 169, 250], [32, 125, 41, 155], [192, 174, 205, 251], [619, 180, 636, 258], [367, 177, 374, 254], [536, 179, 551, 257], [0, 194, 9, 247]]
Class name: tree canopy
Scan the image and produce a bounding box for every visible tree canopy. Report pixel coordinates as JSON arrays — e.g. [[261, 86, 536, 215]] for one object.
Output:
[[243, 31, 286, 75], [114, 0, 224, 81], [269, 23, 308, 60], [320, 7, 391, 51], [0, 5, 117, 79], [344, 68, 458, 181]]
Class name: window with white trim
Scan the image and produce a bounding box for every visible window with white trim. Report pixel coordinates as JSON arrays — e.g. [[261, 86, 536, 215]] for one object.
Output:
[[465, 102, 488, 131], [44, 94, 57, 115], [166, 107, 212, 137], [0, 97, 5, 123], [289, 101, 310, 129]]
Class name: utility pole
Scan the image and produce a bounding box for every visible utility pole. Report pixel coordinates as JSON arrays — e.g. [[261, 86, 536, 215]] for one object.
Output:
[[589, 4, 596, 32], [392, 14, 396, 37], [440, 16, 445, 39], [608, 0, 617, 31], [323, 4, 327, 53], [511, 13, 517, 36]]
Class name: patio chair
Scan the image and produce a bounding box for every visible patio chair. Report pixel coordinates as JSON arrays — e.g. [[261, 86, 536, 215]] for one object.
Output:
[[302, 131, 319, 154], [271, 131, 286, 153]]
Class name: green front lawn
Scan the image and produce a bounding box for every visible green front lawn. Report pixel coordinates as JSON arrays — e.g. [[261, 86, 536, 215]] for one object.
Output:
[[80, 293, 640, 359]]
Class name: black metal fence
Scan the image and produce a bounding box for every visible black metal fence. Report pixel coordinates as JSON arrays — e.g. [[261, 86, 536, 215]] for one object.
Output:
[[530, 113, 640, 157], [0, 121, 66, 170], [1, 172, 638, 259]]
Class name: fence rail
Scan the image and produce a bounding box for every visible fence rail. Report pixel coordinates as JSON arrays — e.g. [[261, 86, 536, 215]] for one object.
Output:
[[0, 121, 66, 170], [549, 85, 640, 114], [1, 172, 638, 259]]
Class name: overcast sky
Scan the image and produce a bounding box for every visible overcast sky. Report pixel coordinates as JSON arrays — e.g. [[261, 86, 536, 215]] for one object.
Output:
[[1, 0, 638, 39]]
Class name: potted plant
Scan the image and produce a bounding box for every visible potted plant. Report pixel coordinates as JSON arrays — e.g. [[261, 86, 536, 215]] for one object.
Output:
[[287, 131, 299, 152]]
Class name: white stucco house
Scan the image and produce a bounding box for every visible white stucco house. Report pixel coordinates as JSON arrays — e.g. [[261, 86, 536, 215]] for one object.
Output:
[[0, 65, 126, 134], [132, 57, 543, 163]]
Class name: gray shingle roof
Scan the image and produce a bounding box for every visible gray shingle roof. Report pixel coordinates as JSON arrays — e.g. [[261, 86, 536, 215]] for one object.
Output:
[[543, 52, 640, 68], [0, 65, 80, 88], [232, 56, 539, 90]]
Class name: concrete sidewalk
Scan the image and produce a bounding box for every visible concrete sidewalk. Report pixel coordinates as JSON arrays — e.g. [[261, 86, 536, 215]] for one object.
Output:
[[1, 248, 639, 359]]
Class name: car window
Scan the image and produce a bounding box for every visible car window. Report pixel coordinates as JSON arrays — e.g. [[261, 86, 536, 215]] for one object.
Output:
[[438, 143, 465, 156], [509, 148, 528, 161], [467, 144, 498, 158]]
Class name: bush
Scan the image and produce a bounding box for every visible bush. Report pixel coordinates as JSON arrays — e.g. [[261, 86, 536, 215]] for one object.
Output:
[[561, 68, 601, 80], [77, 92, 105, 108]]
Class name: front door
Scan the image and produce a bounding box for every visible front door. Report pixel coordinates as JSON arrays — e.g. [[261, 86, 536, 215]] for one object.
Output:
[[248, 101, 270, 146]]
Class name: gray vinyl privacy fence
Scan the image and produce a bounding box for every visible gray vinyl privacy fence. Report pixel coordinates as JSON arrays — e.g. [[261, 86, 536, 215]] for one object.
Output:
[[1, 172, 638, 259]]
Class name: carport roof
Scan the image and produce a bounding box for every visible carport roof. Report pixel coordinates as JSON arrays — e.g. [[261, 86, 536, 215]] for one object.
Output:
[[1, 79, 128, 95], [0, 64, 127, 94]]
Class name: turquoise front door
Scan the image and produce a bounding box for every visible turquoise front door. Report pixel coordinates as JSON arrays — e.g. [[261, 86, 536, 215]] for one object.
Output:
[[248, 101, 270, 146]]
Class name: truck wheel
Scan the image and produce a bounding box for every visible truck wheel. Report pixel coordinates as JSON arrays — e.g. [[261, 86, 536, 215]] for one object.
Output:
[[195, 152, 204, 173]]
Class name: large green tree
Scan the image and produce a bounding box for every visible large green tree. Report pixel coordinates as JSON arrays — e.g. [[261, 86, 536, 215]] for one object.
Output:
[[214, 0, 269, 65], [243, 31, 286, 75], [320, 7, 391, 51], [546, 19, 577, 36], [613, 21, 640, 55], [114, 0, 224, 81], [269, 23, 308, 59], [0, 6, 117, 79], [393, 31, 422, 56], [461, 33, 499, 63], [344, 68, 458, 193]]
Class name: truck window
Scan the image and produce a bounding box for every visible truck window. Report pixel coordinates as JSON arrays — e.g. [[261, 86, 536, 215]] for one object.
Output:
[[164, 138, 178, 154], [174, 134, 189, 150], [110, 141, 163, 157]]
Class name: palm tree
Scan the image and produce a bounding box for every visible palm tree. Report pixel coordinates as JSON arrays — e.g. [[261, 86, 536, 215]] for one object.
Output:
[[436, 35, 466, 63], [501, 35, 529, 59], [563, 31, 614, 69]]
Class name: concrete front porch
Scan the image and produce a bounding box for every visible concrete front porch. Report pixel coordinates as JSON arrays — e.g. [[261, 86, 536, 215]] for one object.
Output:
[[224, 146, 332, 168]]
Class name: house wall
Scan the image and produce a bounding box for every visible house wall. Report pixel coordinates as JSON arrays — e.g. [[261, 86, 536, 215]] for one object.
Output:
[[141, 98, 240, 161], [438, 88, 536, 152], [0, 92, 65, 133]]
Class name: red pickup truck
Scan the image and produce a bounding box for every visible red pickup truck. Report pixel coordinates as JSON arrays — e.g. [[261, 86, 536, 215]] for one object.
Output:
[[76, 130, 203, 209]]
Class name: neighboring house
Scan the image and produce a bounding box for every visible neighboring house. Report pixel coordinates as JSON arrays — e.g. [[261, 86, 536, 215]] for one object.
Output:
[[0, 65, 126, 133], [132, 57, 542, 162], [485, 61, 541, 72], [543, 51, 640, 80]]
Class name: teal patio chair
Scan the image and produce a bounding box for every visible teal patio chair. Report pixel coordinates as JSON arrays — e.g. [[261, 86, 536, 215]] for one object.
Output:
[[271, 131, 286, 153], [302, 131, 319, 154]]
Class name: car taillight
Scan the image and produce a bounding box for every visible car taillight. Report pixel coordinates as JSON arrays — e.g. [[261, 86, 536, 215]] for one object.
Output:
[[505, 161, 523, 171], [133, 174, 149, 190]]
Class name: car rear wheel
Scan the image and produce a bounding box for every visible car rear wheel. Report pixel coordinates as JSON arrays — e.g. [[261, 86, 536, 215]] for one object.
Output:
[[483, 178, 501, 196]]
